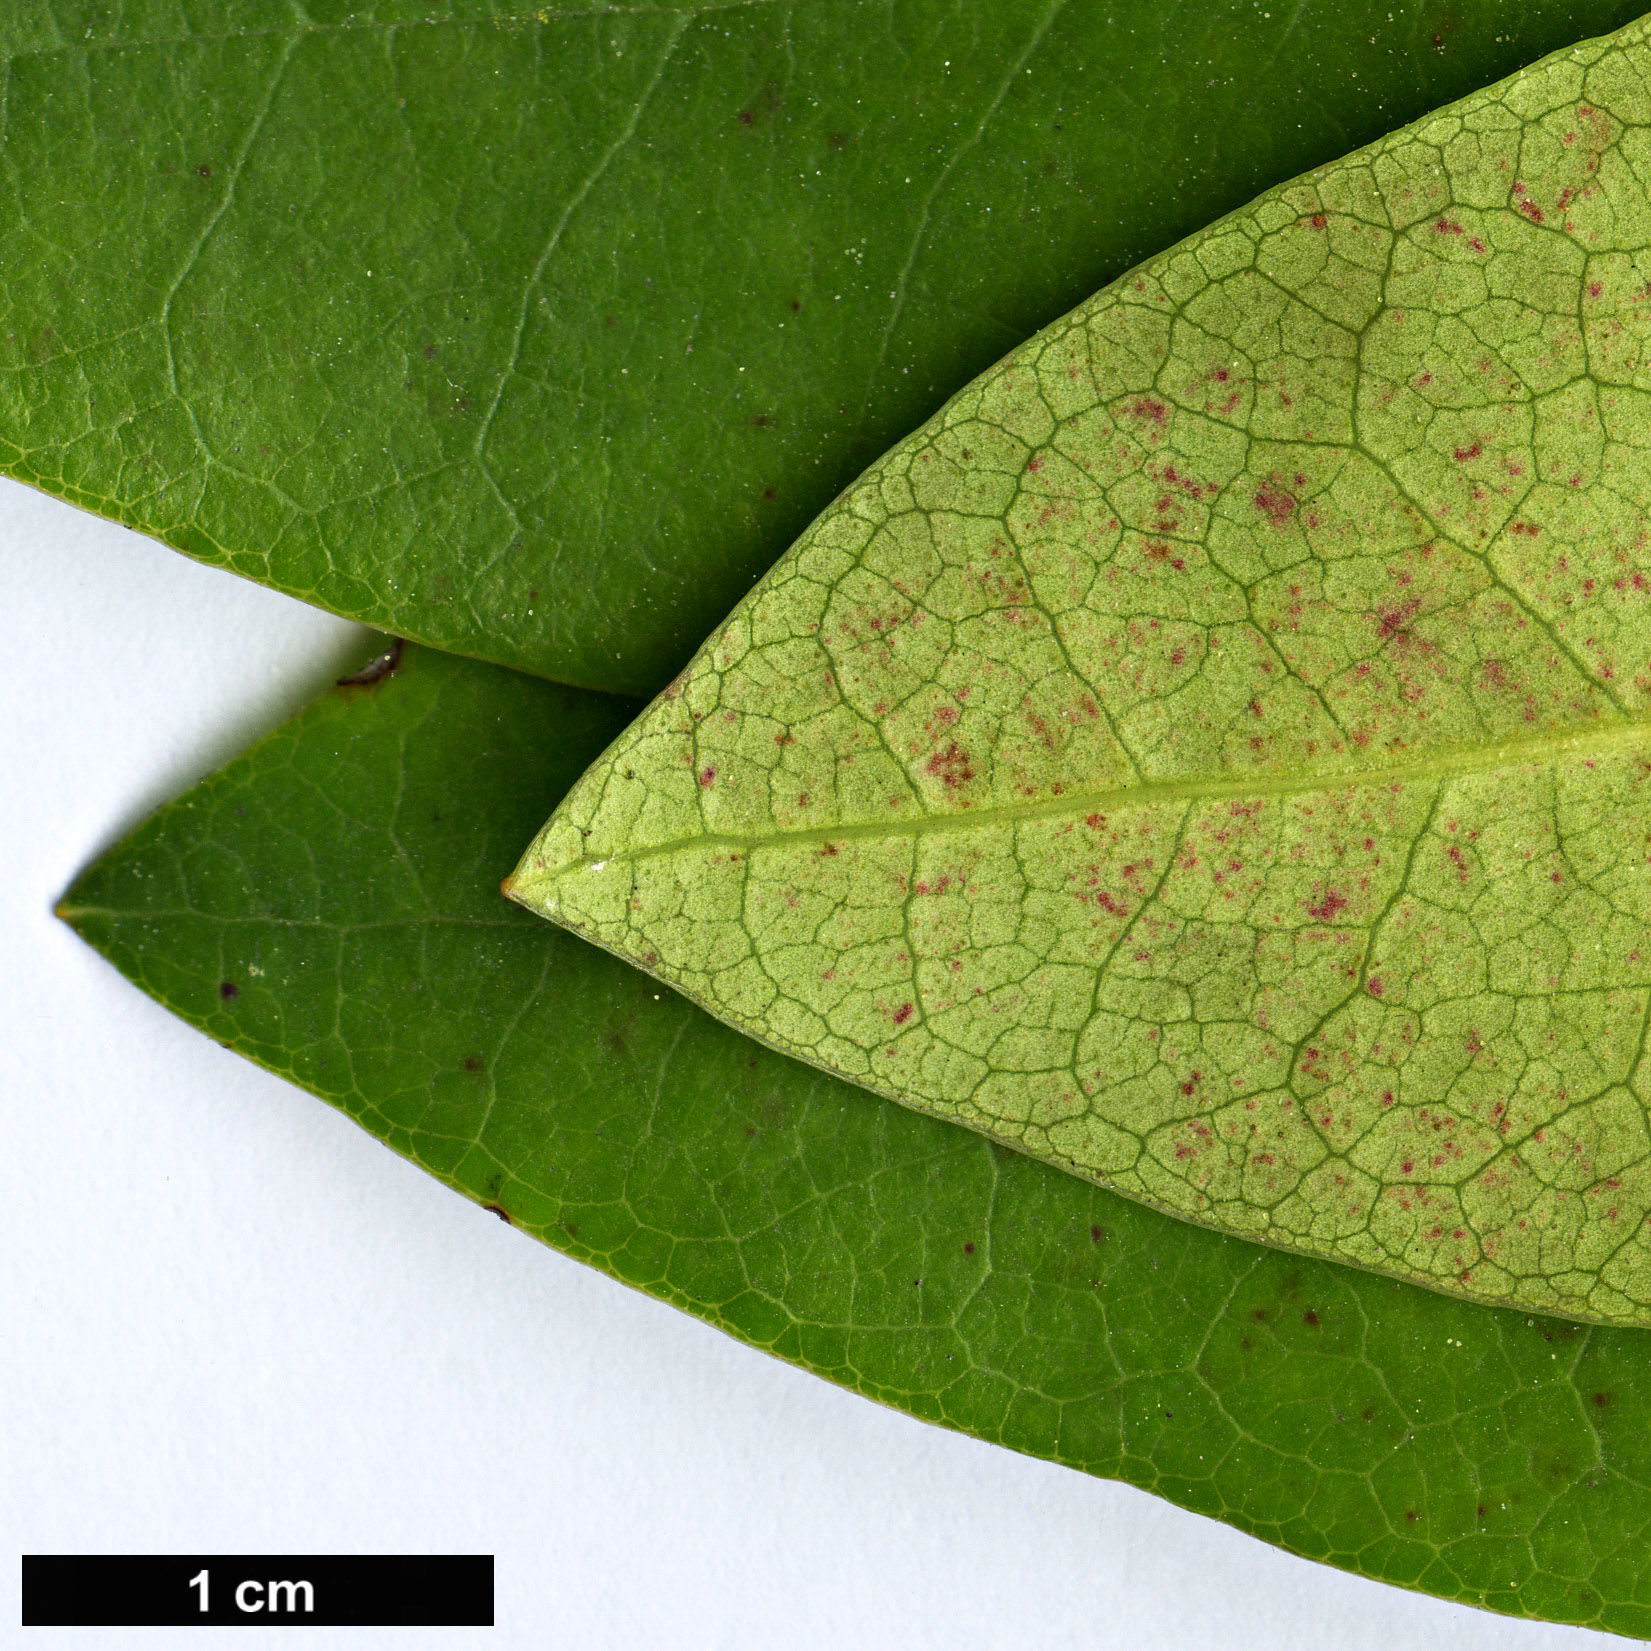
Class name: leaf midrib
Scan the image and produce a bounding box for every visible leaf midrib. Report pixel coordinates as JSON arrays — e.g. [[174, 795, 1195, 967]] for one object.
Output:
[[553, 707, 1651, 876]]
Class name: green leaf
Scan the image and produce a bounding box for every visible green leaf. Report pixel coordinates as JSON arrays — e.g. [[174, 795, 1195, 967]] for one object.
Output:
[[58, 641, 1651, 1636], [3, 0, 1647, 692], [511, 17, 1651, 1328]]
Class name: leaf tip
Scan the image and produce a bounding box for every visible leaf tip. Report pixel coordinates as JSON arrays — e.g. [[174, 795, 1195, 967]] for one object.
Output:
[[52, 887, 95, 935], [500, 857, 558, 917]]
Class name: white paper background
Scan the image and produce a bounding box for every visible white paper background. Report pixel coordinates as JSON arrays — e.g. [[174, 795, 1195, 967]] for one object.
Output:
[[0, 477, 1625, 1650]]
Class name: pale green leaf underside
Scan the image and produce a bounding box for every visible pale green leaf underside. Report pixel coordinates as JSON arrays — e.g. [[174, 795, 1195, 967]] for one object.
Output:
[[513, 16, 1651, 1327]]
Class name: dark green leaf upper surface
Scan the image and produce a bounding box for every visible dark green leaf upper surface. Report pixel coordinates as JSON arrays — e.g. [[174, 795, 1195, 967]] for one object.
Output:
[[59, 643, 1651, 1637], [3, 0, 1647, 691]]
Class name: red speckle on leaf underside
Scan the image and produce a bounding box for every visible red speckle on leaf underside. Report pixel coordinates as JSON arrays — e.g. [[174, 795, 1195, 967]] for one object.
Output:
[[1129, 397, 1168, 427], [698, 767, 716, 786], [1376, 598, 1422, 642], [893, 1003, 913, 1024], [1589, 279, 1603, 298], [1253, 484, 1295, 525], [1433, 217, 1463, 234], [926, 742, 975, 789], [1453, 441, 1482, 462], [1307, 890, 1347, 921], [1368, 977, 1385, 997]]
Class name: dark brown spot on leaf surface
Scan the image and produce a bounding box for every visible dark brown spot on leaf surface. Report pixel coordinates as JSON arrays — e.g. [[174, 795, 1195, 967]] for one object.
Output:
[[338, 637, 405, 687]]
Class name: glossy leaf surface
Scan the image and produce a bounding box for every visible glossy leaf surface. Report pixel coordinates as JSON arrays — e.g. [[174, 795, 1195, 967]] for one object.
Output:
[[59, 643, 1651, 1637], [514, 20, 1651, 1326], [3, 0, 1648, 691]]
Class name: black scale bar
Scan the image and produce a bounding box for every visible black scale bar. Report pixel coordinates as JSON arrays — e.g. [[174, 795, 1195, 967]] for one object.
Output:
[[21, 1555, 494, 1626]]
